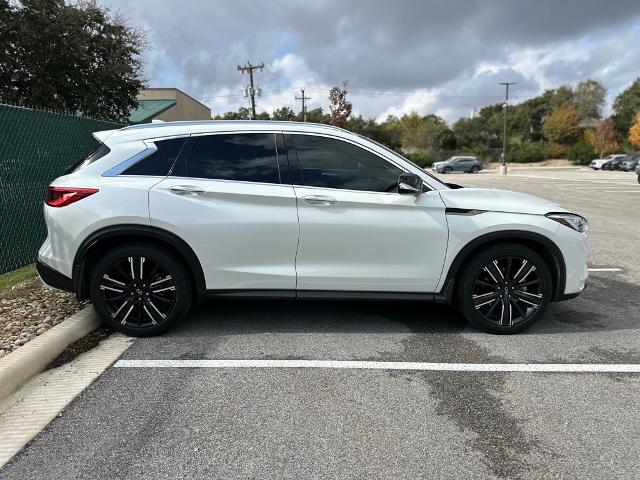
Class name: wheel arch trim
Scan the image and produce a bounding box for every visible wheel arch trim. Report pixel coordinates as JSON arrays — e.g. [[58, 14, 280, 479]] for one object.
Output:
[[441, 230, 566, 303], [72, 224, 206, 300]]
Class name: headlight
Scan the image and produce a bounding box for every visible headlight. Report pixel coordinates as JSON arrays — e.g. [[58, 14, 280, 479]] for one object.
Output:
[[546, 213, 589, 233]]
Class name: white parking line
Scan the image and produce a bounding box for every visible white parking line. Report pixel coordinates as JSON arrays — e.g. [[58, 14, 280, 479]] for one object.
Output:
[[114, 359, 640, 373], [588, 268, 623, 272]]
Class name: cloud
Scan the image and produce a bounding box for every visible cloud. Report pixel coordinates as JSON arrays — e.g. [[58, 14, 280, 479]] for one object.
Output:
[[102, 0, 640, 122]]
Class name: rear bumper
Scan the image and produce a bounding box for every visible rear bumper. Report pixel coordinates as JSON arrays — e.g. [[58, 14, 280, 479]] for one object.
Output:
[[36, 260, 74, 293]]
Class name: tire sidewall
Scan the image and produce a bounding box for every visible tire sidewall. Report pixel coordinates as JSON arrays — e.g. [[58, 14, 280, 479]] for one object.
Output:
[[90, 244, 191, 336], [458, 244, 553, 334]]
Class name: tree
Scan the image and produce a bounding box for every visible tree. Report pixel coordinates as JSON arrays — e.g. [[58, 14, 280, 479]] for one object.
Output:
[[329, 83, 352, 128], [271, 106, 296, 121], [305, 107, 330, 124], [567, 134, 597, 165], [613, 78, 640, 134], [543, 104, 580, 144], [392, 112, 449, 152], [629, 113, 640, 148], [574, 79, 606, 122], [0, 0, 147, 122], [586, 118, 619, 157], [215, 107, 251, 120]]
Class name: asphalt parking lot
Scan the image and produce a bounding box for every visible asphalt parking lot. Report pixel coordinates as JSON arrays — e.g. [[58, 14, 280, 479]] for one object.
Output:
[[2, 167, 640, 479]]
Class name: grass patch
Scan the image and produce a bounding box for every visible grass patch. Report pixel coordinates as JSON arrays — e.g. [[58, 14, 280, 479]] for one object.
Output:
[[0, 264, 38, 293]]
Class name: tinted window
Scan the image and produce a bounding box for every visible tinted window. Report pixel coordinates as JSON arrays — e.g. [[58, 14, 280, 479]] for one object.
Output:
[[123, 137, 187, 176], [66, 143, 111, 174], [291, 135, 402, 192], [182, 133, 280, 184]]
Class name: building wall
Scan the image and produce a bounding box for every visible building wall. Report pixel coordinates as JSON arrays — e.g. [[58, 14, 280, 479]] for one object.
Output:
[[137, 88, 211, 121]]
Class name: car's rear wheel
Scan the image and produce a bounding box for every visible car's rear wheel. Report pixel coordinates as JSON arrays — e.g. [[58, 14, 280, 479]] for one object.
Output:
[[90, 244, 191, 336], [457, 243, 552, 334], [470, 166, 480, 174]]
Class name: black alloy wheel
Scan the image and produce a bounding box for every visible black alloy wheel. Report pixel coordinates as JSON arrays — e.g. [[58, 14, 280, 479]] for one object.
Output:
[[471, 256, 543, 327], [90, 244, 191, 336], [458, 243, 552, 333]]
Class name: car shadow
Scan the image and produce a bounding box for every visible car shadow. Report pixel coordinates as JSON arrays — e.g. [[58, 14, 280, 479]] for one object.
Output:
[[174, 273, 639, 337]]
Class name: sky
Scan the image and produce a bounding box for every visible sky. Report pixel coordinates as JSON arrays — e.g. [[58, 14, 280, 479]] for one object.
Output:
[[103, 0, 640, 123]]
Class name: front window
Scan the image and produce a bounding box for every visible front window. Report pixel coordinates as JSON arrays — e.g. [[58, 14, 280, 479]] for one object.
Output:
[[290, 134, 402, 192], [355, 134, 448, 189]]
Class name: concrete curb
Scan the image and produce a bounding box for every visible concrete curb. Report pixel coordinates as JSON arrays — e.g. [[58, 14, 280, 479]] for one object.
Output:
[[0, 307, 101, 404]]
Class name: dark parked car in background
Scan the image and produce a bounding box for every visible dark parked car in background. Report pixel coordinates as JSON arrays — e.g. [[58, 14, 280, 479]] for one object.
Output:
[[602, 155, 627, 170], [432, 156, 483, 173], [619, 155, 639, 172], [636, 163, 640, 183]]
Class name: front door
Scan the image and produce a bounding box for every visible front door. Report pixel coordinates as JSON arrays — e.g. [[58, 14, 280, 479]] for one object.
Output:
[[287, 133, 448, 293]]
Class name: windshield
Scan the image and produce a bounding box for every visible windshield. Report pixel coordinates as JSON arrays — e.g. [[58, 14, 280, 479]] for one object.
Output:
[[356, 134, 449, 189]]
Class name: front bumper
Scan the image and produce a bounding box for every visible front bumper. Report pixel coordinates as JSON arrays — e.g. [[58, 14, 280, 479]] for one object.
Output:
[[36, 260, 74, 293]]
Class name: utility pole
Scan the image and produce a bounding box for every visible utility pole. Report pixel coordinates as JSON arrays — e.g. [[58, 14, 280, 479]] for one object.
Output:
[[237, 61, 264, 120], [499, 82, 516, 175], [295, 88, 311, 122]]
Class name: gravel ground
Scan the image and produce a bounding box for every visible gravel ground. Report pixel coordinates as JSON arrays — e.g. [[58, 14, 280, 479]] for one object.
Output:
[[0, 277, 86, 358]]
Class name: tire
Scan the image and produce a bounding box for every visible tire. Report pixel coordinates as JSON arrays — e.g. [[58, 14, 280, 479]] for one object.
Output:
[[90, 244, 192, 336], [470, 166, 480, 174], [457, 243, 553, 334], [637, 175, 640, 184], [443, 167, 452, 174]]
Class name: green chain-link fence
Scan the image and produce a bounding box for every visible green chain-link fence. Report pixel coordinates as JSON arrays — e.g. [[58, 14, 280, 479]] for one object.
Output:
[[0, 104, 125, 274]]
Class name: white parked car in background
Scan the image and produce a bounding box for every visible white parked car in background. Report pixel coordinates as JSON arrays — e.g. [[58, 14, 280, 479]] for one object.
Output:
[[37, 121, 589, 336], [590, 154, 626, 170]]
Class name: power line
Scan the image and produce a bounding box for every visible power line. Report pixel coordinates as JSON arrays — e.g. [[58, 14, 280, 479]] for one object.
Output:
[[237, 61, 264, 120], [196, 88, 538, 101], [295, 88, 311, 122]]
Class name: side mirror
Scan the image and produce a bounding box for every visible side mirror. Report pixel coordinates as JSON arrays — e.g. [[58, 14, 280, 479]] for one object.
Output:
[[398, 172, 423, 194]]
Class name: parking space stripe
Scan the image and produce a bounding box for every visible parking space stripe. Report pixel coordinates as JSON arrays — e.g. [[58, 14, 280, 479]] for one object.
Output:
[[114, 359, 640, 373], [588, 268, 622, 272]]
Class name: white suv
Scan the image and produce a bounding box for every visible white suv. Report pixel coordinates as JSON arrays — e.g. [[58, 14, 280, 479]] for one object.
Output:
[[37, 121, 589, 335]]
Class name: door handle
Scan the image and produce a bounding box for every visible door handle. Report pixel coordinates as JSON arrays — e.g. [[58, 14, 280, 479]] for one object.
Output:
[[302, 195, 337, 206], [170, 185, 206, 196]]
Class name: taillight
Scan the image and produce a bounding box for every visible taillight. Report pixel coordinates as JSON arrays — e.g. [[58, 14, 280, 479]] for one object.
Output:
[[45, 187, 98, 207]]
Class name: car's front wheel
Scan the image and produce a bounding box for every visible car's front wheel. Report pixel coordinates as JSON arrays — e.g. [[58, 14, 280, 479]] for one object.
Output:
[[443, 166, 452, 174], [457, 243, 552, 334], [90, 244, 192, 336]]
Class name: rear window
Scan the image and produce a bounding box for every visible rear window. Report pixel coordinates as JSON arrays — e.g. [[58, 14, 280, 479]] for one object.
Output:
[[65, 143, 111, 174], [176, 133, 280, 184], [123, 137, 187, 176]]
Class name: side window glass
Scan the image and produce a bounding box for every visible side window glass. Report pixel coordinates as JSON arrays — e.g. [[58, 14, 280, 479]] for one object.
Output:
[[123, 137, 187, 176], [182, 133, 280, 184], [292, 135, 402, 192]]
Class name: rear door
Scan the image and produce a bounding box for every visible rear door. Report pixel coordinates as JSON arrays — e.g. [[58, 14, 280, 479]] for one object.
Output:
[[149, 132, 299, 291], [286, 133, 448, 293]]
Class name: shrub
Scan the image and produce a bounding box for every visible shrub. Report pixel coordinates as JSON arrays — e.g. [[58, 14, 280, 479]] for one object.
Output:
[[509, 141, 545, 163], [567, 136, 597, 165], [403, 150, 436, 167], [544, 142, 568, 159]]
